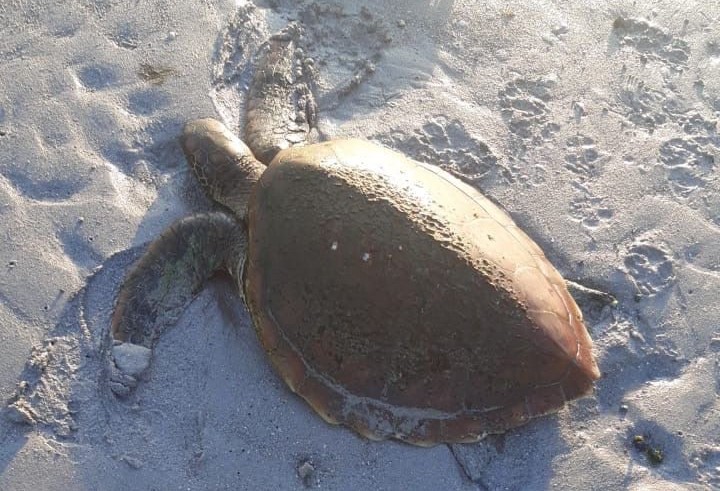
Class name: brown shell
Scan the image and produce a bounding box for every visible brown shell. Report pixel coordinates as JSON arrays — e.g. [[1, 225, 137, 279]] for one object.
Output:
[[244, 139, 600, 446]]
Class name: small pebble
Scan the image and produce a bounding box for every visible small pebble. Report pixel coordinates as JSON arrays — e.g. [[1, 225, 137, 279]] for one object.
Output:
[[297, 460, 315, 487], [112, 343, 152, 377], [120, 454, 144, 469]]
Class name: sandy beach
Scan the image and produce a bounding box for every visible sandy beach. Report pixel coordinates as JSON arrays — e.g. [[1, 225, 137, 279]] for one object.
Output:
[[1, 0, 718, 489]]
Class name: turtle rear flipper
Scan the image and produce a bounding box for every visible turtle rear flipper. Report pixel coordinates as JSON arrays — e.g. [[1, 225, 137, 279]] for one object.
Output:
[[109, 212, 245, 396], [245, 23, 319, 164]]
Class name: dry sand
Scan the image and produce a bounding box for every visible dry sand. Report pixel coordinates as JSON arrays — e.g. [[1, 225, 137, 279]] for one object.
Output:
[[1, 0, 719, 489]]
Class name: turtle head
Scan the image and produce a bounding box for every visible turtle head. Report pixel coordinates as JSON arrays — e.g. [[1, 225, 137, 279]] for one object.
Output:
[[180, 118, 266, 217]]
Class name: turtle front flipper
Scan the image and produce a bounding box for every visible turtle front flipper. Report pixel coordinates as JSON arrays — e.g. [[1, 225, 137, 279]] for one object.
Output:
[[245, 23, 319, 164], [109, 212, 245, 396]]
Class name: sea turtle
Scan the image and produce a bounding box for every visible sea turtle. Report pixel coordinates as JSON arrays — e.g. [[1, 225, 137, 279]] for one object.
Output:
[[109, 24, 601, 446]]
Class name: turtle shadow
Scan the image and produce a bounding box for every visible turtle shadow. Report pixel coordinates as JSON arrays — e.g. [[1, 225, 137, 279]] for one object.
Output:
[[450, 417, 566, 489]]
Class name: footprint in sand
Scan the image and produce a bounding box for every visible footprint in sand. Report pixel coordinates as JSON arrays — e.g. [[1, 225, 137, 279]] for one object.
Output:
[[498, 76, 560, 143], [657, 136, 716, 199], [622, 237, 675, 297]]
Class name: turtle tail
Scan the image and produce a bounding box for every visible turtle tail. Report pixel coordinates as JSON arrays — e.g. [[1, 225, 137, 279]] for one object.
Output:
[[181, 118, 266, 218], [108, 212, 245, 396]]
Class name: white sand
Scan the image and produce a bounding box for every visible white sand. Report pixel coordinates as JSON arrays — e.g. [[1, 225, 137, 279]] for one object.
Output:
[[1, 0, 719, 489]]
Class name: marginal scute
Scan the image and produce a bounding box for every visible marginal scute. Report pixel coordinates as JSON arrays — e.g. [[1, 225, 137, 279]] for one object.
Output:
[[525, 383, 566, 418], [514, 265, 570, 320]]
